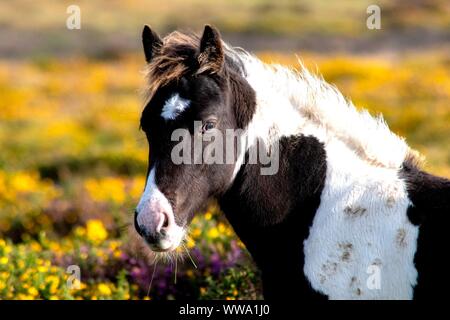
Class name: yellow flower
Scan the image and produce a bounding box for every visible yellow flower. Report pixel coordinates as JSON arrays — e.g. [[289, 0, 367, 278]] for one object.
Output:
[[84, 177, 126, 204], [80, 252, 88, 260], [0, 257, 8, 265], [217, 223, 226, 233], [97, 283, 112, 296], [113, 250, 122, 258], [3, 244, 12, 254], [30, 242, 42, 252], [45, 275, 60, 294], [186, 270, 194, 278], [108, 240, 121, 251], [74, 226, 86, 237], [10, 172, 38, 193], [130, 176, 146, 199], [204, 212, 212, 220], [79, 282, 87, 290], [207, 227, 219, 239], [186, 236, 195, 249], [191, 228, 202, 238], [20, 272, 29, 281], [38, 266, 49, 273], [18, 260, 25, 268], [28, 287, 39, 297], [86, 219, 108, 243]]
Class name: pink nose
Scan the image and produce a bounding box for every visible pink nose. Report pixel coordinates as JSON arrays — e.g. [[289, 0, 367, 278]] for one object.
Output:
[[135, 168, 183, 251], [135, 188, 181, 251], [135, 208, 171, 245], [155, 210, 170, 234]]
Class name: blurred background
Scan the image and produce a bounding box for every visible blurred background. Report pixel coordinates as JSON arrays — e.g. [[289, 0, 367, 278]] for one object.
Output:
[[0, 0, 449, 299]]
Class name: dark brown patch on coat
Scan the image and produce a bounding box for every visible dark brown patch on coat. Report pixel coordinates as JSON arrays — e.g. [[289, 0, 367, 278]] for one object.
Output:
[[220, 135, 328, 300], [338, 242, 353, 261], [344, 206, 367, 218], [386, 196, 396, 208], [396, 228, 407, 248], [400, 159, 450, 299], [349, 277, 362, 296], [322, 260, 338, 275], [401, 159, 450, 225]]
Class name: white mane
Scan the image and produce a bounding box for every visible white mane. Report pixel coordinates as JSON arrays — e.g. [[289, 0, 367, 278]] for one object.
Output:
[[226, 46, 419, 169], [227, 47, 421, 300]]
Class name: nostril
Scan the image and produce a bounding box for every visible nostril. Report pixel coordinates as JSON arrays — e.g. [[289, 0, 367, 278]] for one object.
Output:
[[162, 213, 169, 228], [156, 211, 170, 234]]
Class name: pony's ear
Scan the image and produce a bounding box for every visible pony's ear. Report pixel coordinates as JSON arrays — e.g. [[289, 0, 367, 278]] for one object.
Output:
[[142, 25, 162, 63], [198, 25, 224, 74]]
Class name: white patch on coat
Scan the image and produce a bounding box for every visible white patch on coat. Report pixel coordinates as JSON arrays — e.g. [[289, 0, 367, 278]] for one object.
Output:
[[136, 167, 184, 250], [302, 135, 419, 299], [161, 93, 190, 120], [225, 46, 419, 299]]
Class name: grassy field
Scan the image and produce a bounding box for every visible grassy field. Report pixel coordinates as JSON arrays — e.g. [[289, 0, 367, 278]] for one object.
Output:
[[2, 0, 449, 34], [1, 0, 449, 57], [0, 48, 449, 299], [0, 0, 449, 301]]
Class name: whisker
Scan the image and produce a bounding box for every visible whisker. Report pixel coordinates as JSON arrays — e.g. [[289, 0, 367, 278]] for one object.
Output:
[[147, 256, 159, 297], [182, 243, 197, 269], [174, 257, 178, 285]]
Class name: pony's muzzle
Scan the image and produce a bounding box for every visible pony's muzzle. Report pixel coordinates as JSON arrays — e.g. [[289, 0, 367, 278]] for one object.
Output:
[[134, 209, 166, 240], [135, 168, 185, 252], [134, 206, 183, 252]]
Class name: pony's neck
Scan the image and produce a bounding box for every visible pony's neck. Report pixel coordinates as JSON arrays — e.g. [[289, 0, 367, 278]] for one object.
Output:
[[218, 134, 327, 298], [227, 48, 417, 171]]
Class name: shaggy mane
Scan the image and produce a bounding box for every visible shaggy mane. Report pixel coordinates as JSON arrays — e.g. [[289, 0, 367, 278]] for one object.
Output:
[[142, 31, 422, 169], [225, 47, 422, 169]]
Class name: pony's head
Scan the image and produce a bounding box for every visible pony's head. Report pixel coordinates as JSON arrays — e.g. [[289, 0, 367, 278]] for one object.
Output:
[[135, 25, 255, 252]]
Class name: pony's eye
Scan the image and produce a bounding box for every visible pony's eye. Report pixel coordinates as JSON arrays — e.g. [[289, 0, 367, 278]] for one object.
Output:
[[202, 121, 216, 133]]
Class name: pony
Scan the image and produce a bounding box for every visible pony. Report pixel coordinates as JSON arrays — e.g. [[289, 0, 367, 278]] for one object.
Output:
[[134, 25, 450, 300]]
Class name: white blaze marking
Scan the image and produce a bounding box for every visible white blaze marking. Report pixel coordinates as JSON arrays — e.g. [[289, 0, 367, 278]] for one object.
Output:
[[161, 93, 190, 120], [136, 168, 184, 249]]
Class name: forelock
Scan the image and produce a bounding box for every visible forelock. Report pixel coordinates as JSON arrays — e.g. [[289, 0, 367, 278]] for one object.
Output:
[[144, 31, 200, 100]]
